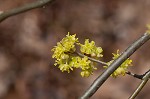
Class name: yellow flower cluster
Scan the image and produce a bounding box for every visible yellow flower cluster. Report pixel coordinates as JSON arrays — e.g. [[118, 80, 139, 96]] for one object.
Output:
[[70, 56, 96, 77], [51, 33, 102, 77], [104, 50, 132, 77], [79, 39, 103, 57], [52, 33, 78, 60], [52, 33, 133, 78], [51, 33, 78, 73]]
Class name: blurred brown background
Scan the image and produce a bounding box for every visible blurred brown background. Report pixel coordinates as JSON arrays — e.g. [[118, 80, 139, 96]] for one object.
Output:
[[0, 0, 150, 99]]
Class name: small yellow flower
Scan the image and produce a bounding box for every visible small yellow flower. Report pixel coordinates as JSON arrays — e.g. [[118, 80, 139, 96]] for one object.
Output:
[[59, 63, 73, 73], [80, 70, 91, 77], [80, 39, 103, 58]]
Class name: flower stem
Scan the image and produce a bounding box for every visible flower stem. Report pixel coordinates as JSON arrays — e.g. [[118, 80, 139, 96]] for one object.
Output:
[[75, 52, 108, 65]]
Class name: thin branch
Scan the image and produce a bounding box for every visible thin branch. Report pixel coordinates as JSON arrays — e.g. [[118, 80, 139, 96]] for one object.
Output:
[[75, 52, 108, 65], [126, 69, 150, 80], [129, 69, 150, 99], [0, 0, 54, 22], [126, 71, 144, 80], [79, 32, 150, 99]]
